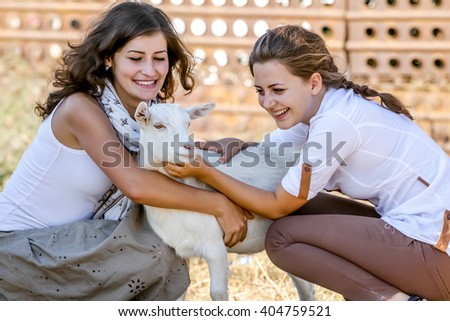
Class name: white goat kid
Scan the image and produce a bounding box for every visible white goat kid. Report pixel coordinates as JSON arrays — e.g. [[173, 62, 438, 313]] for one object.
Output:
[[135, 101, 315, 301]]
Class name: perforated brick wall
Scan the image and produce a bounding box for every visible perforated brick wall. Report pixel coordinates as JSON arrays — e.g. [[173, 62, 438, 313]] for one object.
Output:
[[0, 0, 448, 151]]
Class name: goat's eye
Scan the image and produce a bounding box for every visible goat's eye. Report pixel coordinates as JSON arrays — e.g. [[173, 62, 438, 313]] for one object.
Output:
[[154, 123, 166, 129]]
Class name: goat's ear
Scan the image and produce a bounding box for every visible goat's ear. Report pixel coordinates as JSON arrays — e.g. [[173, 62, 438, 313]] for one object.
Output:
[[135, 102, 151, 127], [187, 103, 215, 120]]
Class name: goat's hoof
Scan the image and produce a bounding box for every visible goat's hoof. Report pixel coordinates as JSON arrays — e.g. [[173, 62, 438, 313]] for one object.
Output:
[[211, 293, 229, 301]]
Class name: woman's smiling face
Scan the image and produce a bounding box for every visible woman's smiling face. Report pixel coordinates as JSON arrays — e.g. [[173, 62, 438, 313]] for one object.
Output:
[[109, 32, 169, 116], [253, 60, 321, 129]]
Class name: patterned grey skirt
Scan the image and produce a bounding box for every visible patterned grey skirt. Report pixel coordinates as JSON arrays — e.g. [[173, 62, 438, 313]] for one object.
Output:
[[0, 206, 190, 300]]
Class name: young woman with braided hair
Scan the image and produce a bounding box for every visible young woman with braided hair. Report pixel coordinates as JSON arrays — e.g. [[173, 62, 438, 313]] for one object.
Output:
[[166, 24, 450, 301]]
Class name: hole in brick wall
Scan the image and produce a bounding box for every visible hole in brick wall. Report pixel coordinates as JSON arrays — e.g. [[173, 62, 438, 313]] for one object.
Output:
[[254, 20, 269, 37], [320, 0, 336, 6], [233, 20, 248, 37], [409, 0, 419, 6], [321, 26, 332, 37], [212, 0, 227, 6], [255, 0, 269, 7], [191, 18, 207, 36], [364, 0, 377, 8], [49, 16, 63, 31], [434, 59, 445, 69], [432, 27, 444, 39], [276, 0, 290, 7], [386, 0, 397, 6], [27, 14, 42, 30], [233, 0, 247, 7], [25, 43, 44, 61], [214, 49, 228, 67], [387, 27, 398, 38], [7, 15, 21, 29], [366, 58, 378, 68], [365, 27, 376, 37], [389, 58, 400, 68], [301, 21, 313, 30], [299, 0, 313, 8], [70, 19, 80, 29], [236, 50, 249, 65], [409, 27, 420, 38], [193, 48, 206, 63], [49, 43, 63, 59], [211, 19, 227, 37], [411, 58, 422, 68], [172, 18, 186, 34]]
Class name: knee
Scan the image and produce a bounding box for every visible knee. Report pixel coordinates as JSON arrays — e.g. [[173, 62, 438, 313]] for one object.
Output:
[[265, 219, 288, 262]]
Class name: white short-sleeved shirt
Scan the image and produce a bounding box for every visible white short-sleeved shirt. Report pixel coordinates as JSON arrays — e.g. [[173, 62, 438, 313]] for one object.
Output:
[[279, 87, 450, 254], [0, 103, 111, 231]]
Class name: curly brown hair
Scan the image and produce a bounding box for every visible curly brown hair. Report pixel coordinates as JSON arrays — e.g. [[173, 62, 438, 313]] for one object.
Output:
[[35, 1, 196, 119]]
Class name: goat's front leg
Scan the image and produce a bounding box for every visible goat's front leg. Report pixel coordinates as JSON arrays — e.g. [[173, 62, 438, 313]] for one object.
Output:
[[289, 274, 316, 301], [204, 247, 230, 301]]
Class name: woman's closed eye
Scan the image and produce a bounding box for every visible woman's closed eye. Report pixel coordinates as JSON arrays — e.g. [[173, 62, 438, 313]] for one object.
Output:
[[255, 87, 286, 95], [273, 88, 286, 94]]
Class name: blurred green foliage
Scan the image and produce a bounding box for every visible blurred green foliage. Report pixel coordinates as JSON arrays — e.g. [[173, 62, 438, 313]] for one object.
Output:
[[0, 54, 52, 188]]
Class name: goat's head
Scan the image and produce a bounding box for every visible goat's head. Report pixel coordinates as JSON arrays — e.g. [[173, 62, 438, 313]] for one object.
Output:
[[135, 101, 215, 170]]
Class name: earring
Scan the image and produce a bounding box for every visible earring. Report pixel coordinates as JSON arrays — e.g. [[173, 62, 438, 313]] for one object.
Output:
[[105, 65, 111, 71]]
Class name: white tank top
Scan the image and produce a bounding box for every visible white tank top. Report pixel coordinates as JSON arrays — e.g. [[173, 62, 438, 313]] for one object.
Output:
[[0, 102, 112, 230]]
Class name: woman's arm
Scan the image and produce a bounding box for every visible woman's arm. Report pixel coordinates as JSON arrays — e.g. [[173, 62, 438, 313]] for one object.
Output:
[[54, 93, 251, 247], [165, 154, 307, 220], [166, 113, 362, 220], [196, 138, 259, 164]]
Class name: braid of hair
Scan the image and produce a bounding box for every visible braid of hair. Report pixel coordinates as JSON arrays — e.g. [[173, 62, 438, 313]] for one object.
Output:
[[339, 79, 414, 120]]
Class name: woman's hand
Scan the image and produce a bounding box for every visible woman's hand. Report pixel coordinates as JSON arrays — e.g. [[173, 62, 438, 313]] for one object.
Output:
[[196, 138, 258, 164], [166, 156, 254, 247], [216, 195, 254, 248], [165, 154, 210, 180]]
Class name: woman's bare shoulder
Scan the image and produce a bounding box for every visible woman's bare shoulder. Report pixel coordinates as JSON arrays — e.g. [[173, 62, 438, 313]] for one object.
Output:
[[57, 92, 111, 126], [52, 92, 114, 149], [60, 92, 101, 113]]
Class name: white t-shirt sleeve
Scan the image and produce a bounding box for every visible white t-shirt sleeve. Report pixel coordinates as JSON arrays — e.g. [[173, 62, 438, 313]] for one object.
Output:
[[282, 112, 360, 199]]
